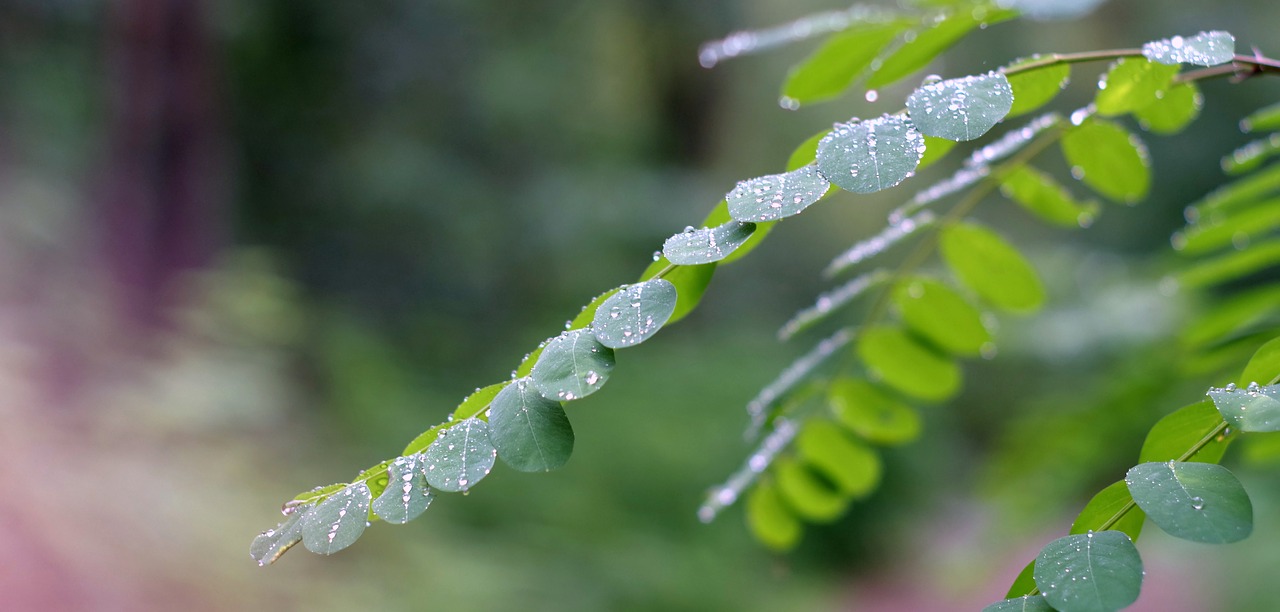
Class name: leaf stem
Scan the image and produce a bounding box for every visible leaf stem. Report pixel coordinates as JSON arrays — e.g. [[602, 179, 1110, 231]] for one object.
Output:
[[1001, 49, 1144, 77]]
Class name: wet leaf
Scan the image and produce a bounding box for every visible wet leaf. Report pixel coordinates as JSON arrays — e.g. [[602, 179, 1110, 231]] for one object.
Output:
[[250, 512, 305, 566], [906, 71, 1013, 141], [664, 221, 757, 265], [1139, 400, 1230, 464], [591, 279, 677, 348], [816, 114, 925, 194], [786, 131, 829, 172], [1005, 560, 1038, 598], [781, 21, 909, 106], [892, 276, 991, 356], [568, 288, 622, 330], [774, 456, 849, 522], [1209, 383, 1280, 432], [1174, 198, 1280, 255], [530, 328, 615, 400], [1134, 81, 1202, 134], [1070, 481, 1146, 542], [827, 378, 921, 445], [300, 483, 372, 555], [918, 135, 957, 171], [404, 382, 510, 455], [1126, 461, 1252, 543], [795, 420, 882, 497], [371, 455, 434, 524], [745, 479, 802, 551], [866, 8, 1017, 88], [1060, 118, 1151, 203], [1034, 531, 1143, 612], [291, 482, 349, 506], [639, 257, 714, 324], [1240, 336, 1280, 386], [1000, 164, 1099, 228], [1223, 134, 1280, 176], [939, 222, 1046, 313], [857, 325, 961, 402], [1003, 56, 1070, 118], [1189, 162, 1280, 218], [726, 165, 831, 222], [1176, 241, 1280, 289], [423, 417, 497, 493], [489, 378, 574, 472], [700, 200, 774, 265], [1142, 31, 1236, 67], [1004, 0, 1108, 19], [981, 595, 1054, 612], [1094, 58, 1179, 117]]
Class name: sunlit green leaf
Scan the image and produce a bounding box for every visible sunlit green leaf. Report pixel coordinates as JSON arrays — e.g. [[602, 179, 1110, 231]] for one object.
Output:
[[939, 222, 1046, 313], [893, 276, 991, 355], [530, 328, 615, 400], [1209, 383, 1280, 432], [981, 595, 1055, 612], [488, 378, 574, 472], [663, 221, 756, 266], [726, 165, 831, 222], [1222, 134, 1280, 175], [786, 131, 829, 172], [1142, 30, 1236, 66], [1139, 400, 1230, 464], [1070, 481, 1146, 541], [372, 455, 434, 524], [639, 257, 715, 324], [1000, 164, 1099, 228], [423, 417, 497, 492], [1094, 58, 1179, 117], [906, 71, 1013, 141], [1240, 336, 1280, 386], [1034, 531, 1143, 612], [403, 383, 510, 456], [794, 420, 882, 496], [1003, 56, 1070, 118], [1241, 101, 1280, 133], [1180, 285, 1280, 350], [568, 288, 621, 330], [1061, 118, 1151, 203], [1189, 162, 1280, 218], [300, 483, 372, 555], [866, 8, 1017, 88], [774, 456, 849, 522], [827, 378, 921, 445], [746, 479, 802, 551], [781, 21, 909, 106], [857, 325, 961, 402], [1126, 461, 1252, 543], [591, 279, 678, 348], [918, 135, 957, 170], [291, 482, 348, 505], [1176, 240, 1280, 289], [1134, 81, 1202, 134], [1174, 198, 1280, 255], [250, 512, 305, 566], [1005, 560, 1037, 598], [816, 114, 925, 193]]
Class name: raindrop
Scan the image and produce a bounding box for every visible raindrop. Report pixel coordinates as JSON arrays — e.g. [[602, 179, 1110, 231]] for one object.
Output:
[[864, 89, 879, 103]]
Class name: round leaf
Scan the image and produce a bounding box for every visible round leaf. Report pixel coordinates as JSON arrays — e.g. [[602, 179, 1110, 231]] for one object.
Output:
[[906, 71, 1013, 141], [982, 595, 1055, 612], [489, 378, 575, 472], [423, 417, 497, 493], [816, 114, 925, 194], [1000, 165, 1099, 228], [1003, 56, 1070, 119], [780, 21, 909, 106], [892, 277, 991, 356], [794, 420, 882, 497], [827, 378, 921, 445], [1094, 58, 1179, 117], [591, 279, 678, 349], [939, 222, 1045, 313], [1240, 336, 1280, 387], [1070, 481, 1146, 542], [1134, 81, 1202, 134], [1139, 400, 1230, 464], [1126, 461, 1252, 543], [372, 455, 434, 524], [858, 325, 961, 402], [251, 512, 304, 566], [1208, 383, 1280, 432], [1061, 118, 1151, 203], [1034, 531, 1143, 612], [530, 328, 616, 399], [1142, 31, 1236, 67], [699, 199, 774, 264], [663, 221, 757, 265], [726, 165, 830, 222], [300, 483, 372, 555], [774, 456, 849, 522], [745, 479, 802, 551], [865, 8, 1016, 88], [639, 257, 714, 324]]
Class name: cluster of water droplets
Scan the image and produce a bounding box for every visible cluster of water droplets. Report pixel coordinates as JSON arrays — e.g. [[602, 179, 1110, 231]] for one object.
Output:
[[817, 115, 926, 194], [664, 221, 756, 265], [697, 418, 798, 523], [1141, 31, 1236, 67], [778, 270, 889, 341], [726, 165, 830, 222], [826, 210, 936, 276], [745, 328, 853, 437], [905, 71, 1014, 141], [697, 5, 897, 68], [1222, 133, 1280, 173]]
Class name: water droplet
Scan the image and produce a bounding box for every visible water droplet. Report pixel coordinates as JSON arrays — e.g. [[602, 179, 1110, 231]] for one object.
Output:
[[1191, 496, 1205, 510], [864, 89, 879, 102]]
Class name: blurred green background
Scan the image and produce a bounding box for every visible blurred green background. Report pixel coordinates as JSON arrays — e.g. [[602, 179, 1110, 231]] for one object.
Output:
[[2, 0, 1280, 610]]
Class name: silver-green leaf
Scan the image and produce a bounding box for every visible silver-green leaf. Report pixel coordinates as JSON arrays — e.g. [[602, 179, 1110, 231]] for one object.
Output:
[[591, 280, 677, 349], [250, 511, 305, 566], [906, 72, 1014, 141], [489, 378, 575, 472], [1142, 31, 1236, 67], [530, 328, 616, 399], [1125, 461, 1252, 544], [981, 595, 1055, 612], [815, 114, 925, 194], [725, 165, 830, 222], [423, 417, 497, 492], [664, 221, 757, 265], [371, 455, 434, 524], [300, 483, 372, 555], [1209, 382, 1280, 432], [1034, 531, 1143, 612]]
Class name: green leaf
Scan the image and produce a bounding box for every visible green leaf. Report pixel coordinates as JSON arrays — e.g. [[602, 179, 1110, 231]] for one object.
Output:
[[1142, 30, 1236, 67], [939, 222, 1046, 313], [786, 131, 829, 172], [1000, 164, 1099, 228], [1176, 240, 1280, 289], [1126, 461, 1252, 543], [1209, 383, 1280, 432], [726, 165, 830, 222], [1060, 118, 1151, 203], [857, 325, 961, 402], [1094, 58, 1179, 117], [591, 279, 678, 349], [1134, 81, 1202, 134], [1240, 336, 1280, 386], [827, 378, 921, 445], [371, 455, 434, 524], [1070, 481, 1146, 541], [1034, 531, 1143, 612], [906, 71, 1014, 141], [403, 382, 510, 455], [515, 345, 543, 379], [780, 21, 910, 106], [1180, 285, 1280, 349], [1006, 560, 1038, 598], [981, 595, 1055, 612], [640, 258, 715, 324], [530, 328, 615, 400], [1174, 198, 1280, 255], [866, 8, 1017, 89], [774, 456, 849, 522], [892, 276, 992, 356], [1241, 101, 1280, 133], [1189, 162, 1280, 218], [918, 135, 957, 171], [1139, 400, 1230, 464], [745, 479, 802, 551], [816, 114, 925, 194], [291, 482, 349, 505], [1222, 134, 1280, 175], [423, 417, 497, 492], [701, 200, 774, 265], [488, 378, 575, 472], [568, 288, 621, 330], [663, 221, 757, 265], [1003, 56, 1070, 119], [794, 420, 882, 496], [300, 483, 372, 555], [250, 512, 305, 566]]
